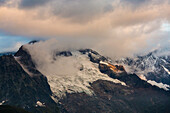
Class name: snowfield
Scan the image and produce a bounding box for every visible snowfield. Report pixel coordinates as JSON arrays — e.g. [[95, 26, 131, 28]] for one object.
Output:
[[24, 43, 126, 101]]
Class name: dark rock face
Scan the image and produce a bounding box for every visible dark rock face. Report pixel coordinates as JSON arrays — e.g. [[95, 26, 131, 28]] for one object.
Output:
[[79, 49, 99, 55], [56, 51, 72, 57], [15, 46, 41, 76], [115, 65, 126, 71], [0, 105, 30, 113], [28, 40, 39, 45], [1, 46, 170, 113], [59, 80, 170, 113], [88, 53, 107, 63], [0, 48, 59, 113], [15, 46, 35, 67], [99, 63, 126, 76], [99, 62, 127, 78], [79, 49, 107, 63]]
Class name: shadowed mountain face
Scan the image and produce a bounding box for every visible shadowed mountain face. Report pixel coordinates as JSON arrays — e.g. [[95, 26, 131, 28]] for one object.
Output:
[[0, 43, 170, 113], [0, 55, 59, 113], [59, 80, 170, 113], [0, 105, 30, 113], [58, 49, 170, 113]]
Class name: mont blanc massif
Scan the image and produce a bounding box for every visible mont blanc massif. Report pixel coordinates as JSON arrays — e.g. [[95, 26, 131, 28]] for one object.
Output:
[[0, 40, 169, 113]]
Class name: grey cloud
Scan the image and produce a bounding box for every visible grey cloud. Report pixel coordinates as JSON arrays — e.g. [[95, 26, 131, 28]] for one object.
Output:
[[18, 0, 114, 23], [0, 0, 5, 3], [51, 0, 114, 22], [120, 0, 168, 8], [17, 0, 161, 23], [1, 0, 170, 58], [120, 0, 148, 8], [122, 0, 147, 4], [104, 4, 114, 12], [19, 0, 49, 8], [0, 0, 7, 6]]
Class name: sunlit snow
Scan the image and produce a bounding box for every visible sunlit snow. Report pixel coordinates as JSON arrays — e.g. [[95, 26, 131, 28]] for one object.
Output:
[[24, 44, 126, 101], [147, 80, 170, 91], [0, 100, 5, 105], [35, 101, 45, 107]]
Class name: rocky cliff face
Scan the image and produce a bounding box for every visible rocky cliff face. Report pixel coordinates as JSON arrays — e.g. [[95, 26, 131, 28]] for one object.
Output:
[[99, 61, 127, 77], [59, 80, 170, 113], [79, 49, 108, 63], [0, 42, 170, 113], [0, 105, 30, 113], [0, 52, 59, 113]]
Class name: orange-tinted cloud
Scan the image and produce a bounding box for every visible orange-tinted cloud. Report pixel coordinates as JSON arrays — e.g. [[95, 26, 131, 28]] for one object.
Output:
[[0, 0, 170, 57]]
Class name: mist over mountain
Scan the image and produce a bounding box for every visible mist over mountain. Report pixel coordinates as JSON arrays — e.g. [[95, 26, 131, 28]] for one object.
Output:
[[1, 0, 170, 112], [0, 40, 169, 113]]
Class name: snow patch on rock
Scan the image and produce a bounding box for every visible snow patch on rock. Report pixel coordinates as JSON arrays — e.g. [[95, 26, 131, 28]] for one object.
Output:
[[0, 100, 5, 105], [147, 80, 170, 91], [35, 101, 45, 107], [161, 65, 170, 75], [138, 74, 147, 81]]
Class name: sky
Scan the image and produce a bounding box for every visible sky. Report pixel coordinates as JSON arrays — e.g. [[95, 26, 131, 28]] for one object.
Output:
[[0, 0, 170, 57]]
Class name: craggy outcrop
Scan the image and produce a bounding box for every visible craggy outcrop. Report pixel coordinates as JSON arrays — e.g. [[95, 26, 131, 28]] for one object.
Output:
[[99, 61, 127, 78], [79, 49, 107, 63], [59, 80, 170, 113], [1, 46, 170, 113], [56, 51, 72, 57], [0, 47, 59, 113], [0, 105, 30, 113]]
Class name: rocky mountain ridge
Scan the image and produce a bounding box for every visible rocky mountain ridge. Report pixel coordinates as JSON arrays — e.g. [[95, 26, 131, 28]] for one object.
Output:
[[113, 48, 170, 85], [0, 41, 169, 113]]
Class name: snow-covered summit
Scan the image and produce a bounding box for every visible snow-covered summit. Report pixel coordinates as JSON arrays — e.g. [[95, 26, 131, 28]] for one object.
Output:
[[15, 42, 127, 100], [113, 47, 170, 86]]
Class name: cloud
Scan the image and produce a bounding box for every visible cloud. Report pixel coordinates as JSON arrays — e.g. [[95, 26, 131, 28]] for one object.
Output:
[[1, 2, 170, 37], [120, 0, 168, 9], [0, 0, 5, 3], [120, 0, 147, 6], [0, 0, 6, 6], [0, 0, 19, 7], [50, 0, 114, 22], [19, 0, 49, 8], [0, 0, 170, 57], [18, 0, 115, 23]]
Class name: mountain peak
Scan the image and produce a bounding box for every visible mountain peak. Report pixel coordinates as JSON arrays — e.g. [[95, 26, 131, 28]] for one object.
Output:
[[0, 42, 170, 113], [28, 40, 40, 45]]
